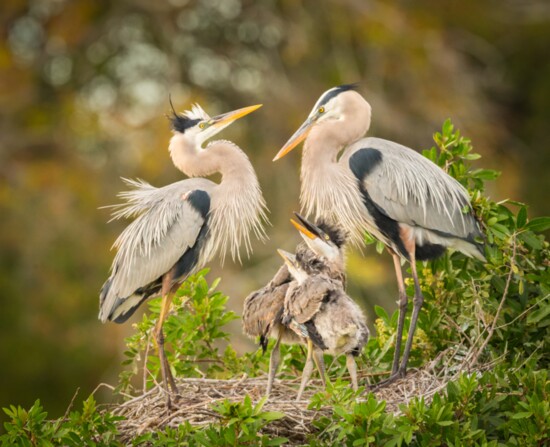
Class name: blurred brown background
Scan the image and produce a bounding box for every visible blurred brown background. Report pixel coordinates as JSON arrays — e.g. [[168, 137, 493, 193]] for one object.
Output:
[[1, 0, 549, 419]]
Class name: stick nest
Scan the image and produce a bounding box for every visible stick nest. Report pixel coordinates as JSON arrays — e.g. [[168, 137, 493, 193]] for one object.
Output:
[[109, 349, 491, 445]]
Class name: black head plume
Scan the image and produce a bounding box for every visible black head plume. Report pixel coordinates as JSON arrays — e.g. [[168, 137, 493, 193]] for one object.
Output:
[[335, 82, 360, 93], [167, 95, 200, 133]]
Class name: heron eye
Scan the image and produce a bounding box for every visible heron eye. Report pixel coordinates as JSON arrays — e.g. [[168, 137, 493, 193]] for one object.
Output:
[[324, 234, 330, 241], [199, 122, 206, 129], [318, 106, 325, 114]]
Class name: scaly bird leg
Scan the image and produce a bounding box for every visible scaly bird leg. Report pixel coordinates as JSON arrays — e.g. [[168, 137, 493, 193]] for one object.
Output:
[[313, 349, 327, 388], [390, 251, 408, 376], [296, 339, 315, 401], [346, 354, 359, 391], [398, 248, 423, 376], [154, 274, 179, 408], [266, 334, 282, 397], [372, 242, 415, 391]]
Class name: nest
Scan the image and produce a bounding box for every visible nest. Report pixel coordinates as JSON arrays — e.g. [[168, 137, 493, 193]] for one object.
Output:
[[108, 349, 491, 445]]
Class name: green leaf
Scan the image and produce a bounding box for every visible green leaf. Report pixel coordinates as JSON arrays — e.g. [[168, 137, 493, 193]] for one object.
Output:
[[526, 305, 550, 325], [471, 169, 500, 180], [462, 153, 481, 160], [374, 305, 389, 321], [260, 411, 285, 422], [516, 206, 528, 228], [442, 118, 453, 135], [526, 216, 550, 233], [437, 420, 454, 426], [519, 231, 543, 250], [511, 411, 533, 419]]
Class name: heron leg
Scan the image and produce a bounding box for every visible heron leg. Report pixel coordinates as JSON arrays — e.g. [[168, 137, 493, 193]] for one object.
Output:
[[398, 250, 423, 376], [346, 354, 359, 391], [266, 334, 282, 397], [296, 339, 315, 401], [313, 349, 327, 388], [391, 251, 408, 376], [154, 275, 179, 408]]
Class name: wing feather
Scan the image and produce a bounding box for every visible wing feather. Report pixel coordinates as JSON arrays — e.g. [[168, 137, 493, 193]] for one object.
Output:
[[99, 178, 215, 322], [284, 276, 336, 324], [347, 137, 480, 239]]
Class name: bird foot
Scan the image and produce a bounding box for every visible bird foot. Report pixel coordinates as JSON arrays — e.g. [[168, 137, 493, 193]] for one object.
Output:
[[163, 390, 182, 410], [369, 370, 407, 391]]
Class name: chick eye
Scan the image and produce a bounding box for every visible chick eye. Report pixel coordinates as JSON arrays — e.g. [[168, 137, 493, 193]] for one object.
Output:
[[318, 106, 325, 114], [199, 122, 206, 129]]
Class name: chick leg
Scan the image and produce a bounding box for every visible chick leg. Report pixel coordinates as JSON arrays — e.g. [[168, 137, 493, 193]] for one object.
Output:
[[266, 334, 282, 397], [296, 339, 315, 401], [346, 354, 359, 391], [313, 349, 327, 388]]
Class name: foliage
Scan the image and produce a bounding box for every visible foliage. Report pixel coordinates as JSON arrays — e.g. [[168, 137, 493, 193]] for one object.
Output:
[[191, 396, 286, 446], [2, 121, 549, 445], [0, 396, 123, 447], [308, 367, 549, 446], [118, 269, 244, 395]]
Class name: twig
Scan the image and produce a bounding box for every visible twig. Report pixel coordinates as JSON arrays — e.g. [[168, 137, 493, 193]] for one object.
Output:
[[466, 235, 517, 368]]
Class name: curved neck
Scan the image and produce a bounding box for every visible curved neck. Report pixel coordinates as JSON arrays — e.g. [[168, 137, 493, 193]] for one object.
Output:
[[168, 134, 255, 185], [298, 98, 373, 246], [169, 132, 267, 263]]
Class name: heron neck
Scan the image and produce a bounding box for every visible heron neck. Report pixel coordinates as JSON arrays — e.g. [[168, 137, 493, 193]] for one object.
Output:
[[205, 140, 268, 264], [299, 128, 371, 247]]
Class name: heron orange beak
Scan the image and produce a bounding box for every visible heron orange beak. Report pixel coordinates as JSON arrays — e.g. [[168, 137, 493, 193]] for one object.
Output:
[[290, 218, 316, 240], [212, 104, 262, 128], [291, 212, 326, 240], [273, 117, 314, 161]]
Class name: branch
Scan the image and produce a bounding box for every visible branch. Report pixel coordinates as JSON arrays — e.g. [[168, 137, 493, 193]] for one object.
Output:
[[465, 235, 517, 369]]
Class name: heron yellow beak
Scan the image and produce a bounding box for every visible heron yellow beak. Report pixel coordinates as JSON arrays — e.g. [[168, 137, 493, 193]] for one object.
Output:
[[273, 118, 314, 161], [212, 104, 262, 128], [290, 218, 316, 240], [277, 249, 297, 268]]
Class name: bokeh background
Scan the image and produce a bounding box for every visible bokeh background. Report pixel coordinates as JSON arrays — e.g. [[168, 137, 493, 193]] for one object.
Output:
[[1, 0, 549, 421]]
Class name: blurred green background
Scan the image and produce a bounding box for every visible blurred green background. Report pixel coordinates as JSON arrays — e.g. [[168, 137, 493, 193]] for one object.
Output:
[[1, 0, 549, 420]]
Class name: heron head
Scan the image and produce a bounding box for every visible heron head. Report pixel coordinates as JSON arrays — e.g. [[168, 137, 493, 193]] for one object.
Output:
[[277, 249, 309, 283], [273, 83, 370, 161], [290, 213, 344, 265], [170, 100, 262, 146]]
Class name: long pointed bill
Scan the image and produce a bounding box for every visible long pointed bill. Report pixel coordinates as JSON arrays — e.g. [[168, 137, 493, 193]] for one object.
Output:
[[292, 213, 340, 262], [277, 249, 297, 268], [291, 213, 325, 240], [273, 117, 314, 161], [211, 104, 262, 129]]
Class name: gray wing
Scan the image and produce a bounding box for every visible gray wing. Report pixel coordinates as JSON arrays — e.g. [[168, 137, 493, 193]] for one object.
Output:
[[99, 178, 215, 322], [284, 275, 336, 324], [242, 264, 291, 338], [345, 137, 481, 239]]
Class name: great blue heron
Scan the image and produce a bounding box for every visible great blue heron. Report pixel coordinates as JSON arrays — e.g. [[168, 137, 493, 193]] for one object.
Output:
[[273, 84, 485, 385], [278, 215, 368, 400], [242, 214, 347, 396], [100, 102, 268, 406]]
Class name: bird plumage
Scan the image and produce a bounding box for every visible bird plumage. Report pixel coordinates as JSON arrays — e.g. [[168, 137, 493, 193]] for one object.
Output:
[[274, 85, 485, 384], [100, 103, 268, 324], [282, 267, 368, 358]]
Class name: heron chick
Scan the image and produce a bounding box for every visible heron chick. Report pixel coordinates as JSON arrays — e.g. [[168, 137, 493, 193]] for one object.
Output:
[[100, 102, 268, 407], [274, 84, 485, 385], [242, 214, 347, 397], [278, 232, 369, 400], [245, 213, 367, 401]]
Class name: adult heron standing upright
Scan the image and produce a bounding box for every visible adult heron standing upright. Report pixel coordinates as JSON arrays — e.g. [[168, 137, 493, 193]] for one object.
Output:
[[273, 85, 485, 385], [100, 102, 268, 405]]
